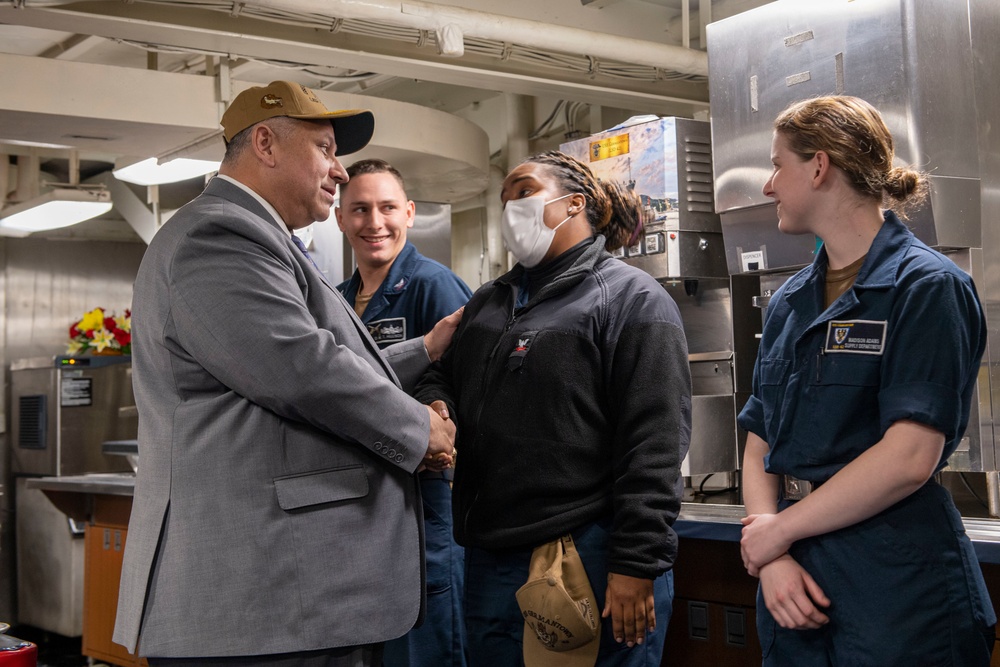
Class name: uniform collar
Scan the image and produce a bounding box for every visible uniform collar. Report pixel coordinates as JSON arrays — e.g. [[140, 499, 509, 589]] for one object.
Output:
[[853, 210, 912, 289], [783, 210, 912, 309], [496, 235, 607, 287], [381, 241, 420, 295], [494, 235, 609, 311], [343, 241, 421, 306]]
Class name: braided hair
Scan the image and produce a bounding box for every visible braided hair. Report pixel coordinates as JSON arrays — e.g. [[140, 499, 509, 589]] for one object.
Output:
[[520, 150, 646, 251]]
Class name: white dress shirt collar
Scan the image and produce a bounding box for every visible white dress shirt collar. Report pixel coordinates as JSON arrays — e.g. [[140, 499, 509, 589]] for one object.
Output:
[[215, 174, 292, 238]]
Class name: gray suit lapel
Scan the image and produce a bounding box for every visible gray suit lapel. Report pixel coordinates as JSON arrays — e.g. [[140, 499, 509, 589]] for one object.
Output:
[[204, 178, 400, 383]]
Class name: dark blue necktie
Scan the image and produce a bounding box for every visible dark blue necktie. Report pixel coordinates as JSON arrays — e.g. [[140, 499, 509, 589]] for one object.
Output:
[[291, 234, 320, 271]]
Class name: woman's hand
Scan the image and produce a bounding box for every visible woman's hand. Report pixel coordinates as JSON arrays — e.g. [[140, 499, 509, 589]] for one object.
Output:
[[602, 573, 655, 647], [741, 512, 792, 576], [758, 554, 830, 630]]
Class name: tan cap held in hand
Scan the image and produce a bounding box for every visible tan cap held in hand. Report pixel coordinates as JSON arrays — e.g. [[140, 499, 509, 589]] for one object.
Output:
[[516, 534, 601, 667], [221, 80, 374, 156]]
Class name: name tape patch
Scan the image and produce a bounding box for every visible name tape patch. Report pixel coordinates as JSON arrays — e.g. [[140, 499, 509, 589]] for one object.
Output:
[[368, 317, 407, 346], [825, 319, 887, 355]]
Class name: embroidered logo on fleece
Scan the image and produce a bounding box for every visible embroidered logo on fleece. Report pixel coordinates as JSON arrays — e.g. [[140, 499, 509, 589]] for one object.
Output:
[[507, 332, 536, 370]]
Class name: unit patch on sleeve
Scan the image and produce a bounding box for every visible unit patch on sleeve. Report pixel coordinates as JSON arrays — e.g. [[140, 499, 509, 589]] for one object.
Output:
[[367, 317, 407, 346], [825, 320, 887, 355]]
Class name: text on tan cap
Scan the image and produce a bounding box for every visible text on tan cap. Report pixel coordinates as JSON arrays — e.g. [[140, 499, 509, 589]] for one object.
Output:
[[515, 534, 601, 667]]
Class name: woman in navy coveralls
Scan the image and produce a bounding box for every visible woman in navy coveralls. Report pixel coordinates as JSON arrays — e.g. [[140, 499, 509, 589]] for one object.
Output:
[[738, 96, 996, 666]]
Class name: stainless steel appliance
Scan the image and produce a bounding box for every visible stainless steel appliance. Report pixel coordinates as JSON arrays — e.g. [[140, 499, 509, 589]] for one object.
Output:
[[562, 118, 739, 477], [706, 0, 1000, 487], [10, 355, 136, 636]]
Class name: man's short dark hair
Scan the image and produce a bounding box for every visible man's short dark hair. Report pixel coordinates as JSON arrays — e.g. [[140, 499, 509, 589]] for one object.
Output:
[[340, 158, 407, 198], [222, 117, 298, 165]]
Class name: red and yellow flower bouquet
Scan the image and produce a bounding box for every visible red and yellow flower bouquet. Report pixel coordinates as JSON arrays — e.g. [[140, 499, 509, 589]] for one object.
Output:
[[67, 307, 131, 355]]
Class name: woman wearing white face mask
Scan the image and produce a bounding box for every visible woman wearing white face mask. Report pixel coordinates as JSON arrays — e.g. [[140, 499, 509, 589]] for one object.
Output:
[[415, 151, 692, 667]]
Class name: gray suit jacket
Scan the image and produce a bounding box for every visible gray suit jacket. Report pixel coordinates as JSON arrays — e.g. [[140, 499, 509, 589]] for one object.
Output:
[[113, 177, 432, 657]]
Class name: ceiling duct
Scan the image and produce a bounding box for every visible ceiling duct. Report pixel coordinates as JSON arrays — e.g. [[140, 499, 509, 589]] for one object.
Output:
[[230, 0, 709, 77], [13, 0, 708, 78], [0, 156, 10, 206], [1, 1, 710, 115]]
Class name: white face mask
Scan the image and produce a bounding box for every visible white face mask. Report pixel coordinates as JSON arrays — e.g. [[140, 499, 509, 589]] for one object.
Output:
[[501, 193, 575, 268]]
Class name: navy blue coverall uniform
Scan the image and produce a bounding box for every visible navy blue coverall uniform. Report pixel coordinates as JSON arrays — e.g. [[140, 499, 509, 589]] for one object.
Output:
[[338, 241, 472, 667], [738, 211, 996, 666]]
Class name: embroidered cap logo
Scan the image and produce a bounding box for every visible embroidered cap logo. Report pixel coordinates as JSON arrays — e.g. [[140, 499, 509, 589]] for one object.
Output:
[[260, 94, 284, 109]]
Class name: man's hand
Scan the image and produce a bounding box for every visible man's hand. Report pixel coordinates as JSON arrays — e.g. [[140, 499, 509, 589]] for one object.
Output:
[[758, 554, 830, 630], [423, 307, 464, 362], [602, 573, 656, 648], [422, 403, 455, 471], [429, 399, 449, 421]]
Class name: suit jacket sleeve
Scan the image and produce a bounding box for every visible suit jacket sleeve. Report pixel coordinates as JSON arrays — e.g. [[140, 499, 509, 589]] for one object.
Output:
[[383, 337, 431, 394]]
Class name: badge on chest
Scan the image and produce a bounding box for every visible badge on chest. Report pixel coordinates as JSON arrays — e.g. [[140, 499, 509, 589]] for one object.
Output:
[[368, 317, 407, 345], [825, 319, 887, 355], [508, 331, 536, 370]]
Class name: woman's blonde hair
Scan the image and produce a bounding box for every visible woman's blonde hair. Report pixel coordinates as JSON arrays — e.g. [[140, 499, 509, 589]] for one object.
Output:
[[774, 95, 927, 214]]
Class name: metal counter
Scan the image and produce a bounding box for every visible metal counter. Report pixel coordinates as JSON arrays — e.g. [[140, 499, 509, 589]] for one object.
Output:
[[27, 473, 137, 496], [28, 475, 1000, 564], [25, 473, 137, 523]]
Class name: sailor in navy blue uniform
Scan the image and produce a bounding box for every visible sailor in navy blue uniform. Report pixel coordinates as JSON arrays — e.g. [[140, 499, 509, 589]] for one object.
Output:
[[339, 241, 472, 350], [739, 96, 995, 666], [336, 159, 472, 667]]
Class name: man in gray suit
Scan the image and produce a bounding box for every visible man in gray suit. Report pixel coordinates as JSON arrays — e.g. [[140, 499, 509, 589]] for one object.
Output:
[[113, 80, 459, 667]]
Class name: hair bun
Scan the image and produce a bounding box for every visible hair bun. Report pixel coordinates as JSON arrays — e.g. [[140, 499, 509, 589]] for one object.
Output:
[[885, 166, 923, 201]]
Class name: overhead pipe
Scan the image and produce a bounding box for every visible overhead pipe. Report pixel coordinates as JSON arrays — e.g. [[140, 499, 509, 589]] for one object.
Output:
[[484, 163, 507, 281], [666, 0, 759, 45], [233, 0, 709, 77], [505, 93, 532, 169], [0, 155, 9, 210], [22, 0, 709, 75], [11, 154, 41, 204], [10, 1, 709, 109]]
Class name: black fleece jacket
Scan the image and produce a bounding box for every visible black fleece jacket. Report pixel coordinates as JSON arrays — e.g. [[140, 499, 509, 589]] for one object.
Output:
[[414, 235, 691, 578]]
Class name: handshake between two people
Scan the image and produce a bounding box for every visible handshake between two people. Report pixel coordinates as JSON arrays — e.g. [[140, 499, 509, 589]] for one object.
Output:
[[420, 305, 463, 473], [422, 400, 455, 473]]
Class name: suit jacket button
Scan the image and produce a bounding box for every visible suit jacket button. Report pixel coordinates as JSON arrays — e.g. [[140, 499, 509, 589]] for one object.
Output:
[[374, 441, 383, 451], [395, 454, 404, 463], [388, 449, 396, 458]]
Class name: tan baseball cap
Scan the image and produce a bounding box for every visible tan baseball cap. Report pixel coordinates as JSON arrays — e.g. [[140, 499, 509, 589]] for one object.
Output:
[[220, 80, 375, 155], [515, 535, 601, 667]]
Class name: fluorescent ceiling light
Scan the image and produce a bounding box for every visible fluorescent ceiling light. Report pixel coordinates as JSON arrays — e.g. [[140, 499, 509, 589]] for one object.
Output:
[[0, 188, 113, 237], [113, 157, 220, 186]]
